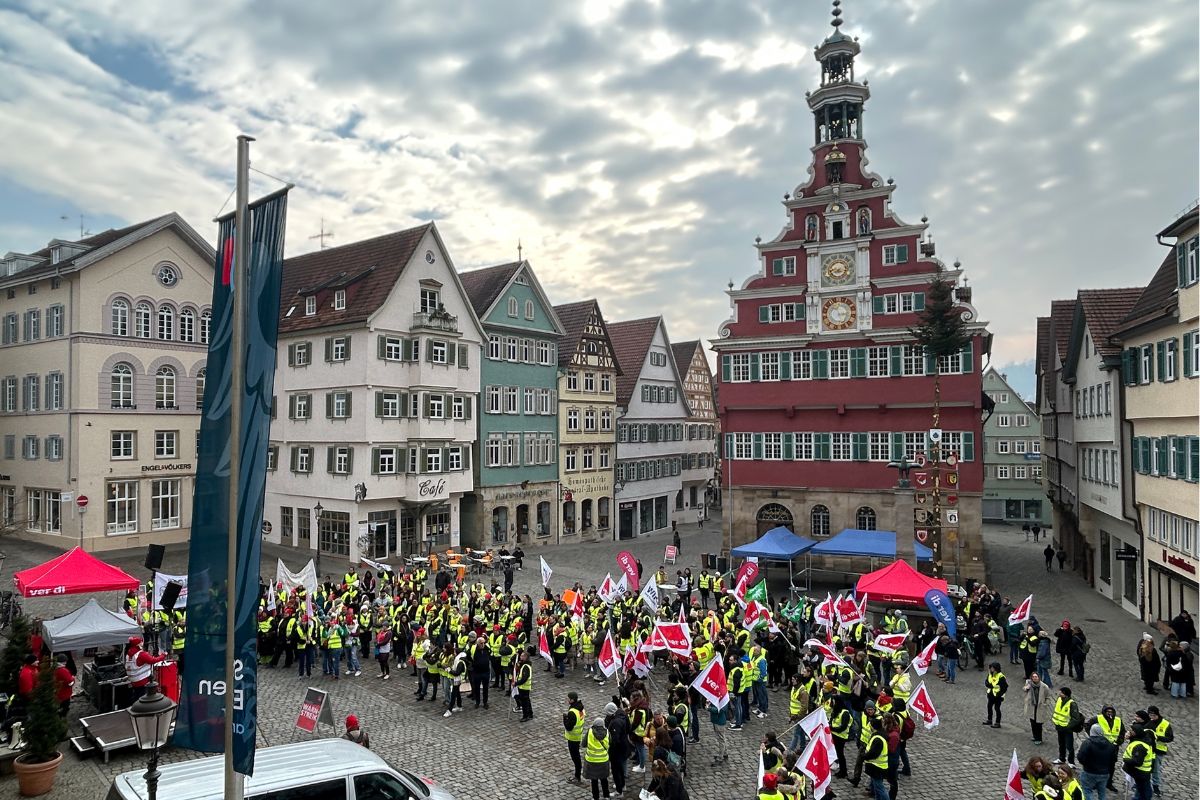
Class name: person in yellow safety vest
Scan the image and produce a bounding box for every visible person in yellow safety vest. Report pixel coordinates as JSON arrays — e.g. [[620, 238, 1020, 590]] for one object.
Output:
[[749, 646, 769, 719], [291, 614, 315, 678], [670, 688, 691, 743], [1031, 774, 1064, 800], [694, 640, 714, 669], [583, 718, 612, 798], [514, 651, 534, 721], [889, 662, 913, 704], [323, 619, 346, 680], [563, 691, 586, 784], [1051, 687, 1079, 767], [757, 772, 785, 800], [697, 570, 712, 610], [1144, 705, 1172, 796], [829, 696, 852, 780], [786, 672, 812, 752], [849, 701, 878, 787], [1122, 727, 1155, 800], [1053, 765, 1084, 800], [862, 717, 890, 796], [984, 661, 1008, 728], [487, 626, 505, 687], [881, 610, 897, 634]]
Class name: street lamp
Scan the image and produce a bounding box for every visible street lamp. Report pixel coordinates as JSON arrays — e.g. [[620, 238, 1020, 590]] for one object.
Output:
[[128, 679, 177, 800], [312, 503, 325, 581]]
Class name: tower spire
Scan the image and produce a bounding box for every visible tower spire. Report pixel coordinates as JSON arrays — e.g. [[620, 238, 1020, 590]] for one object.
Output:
[[831, 0, 843, 30]]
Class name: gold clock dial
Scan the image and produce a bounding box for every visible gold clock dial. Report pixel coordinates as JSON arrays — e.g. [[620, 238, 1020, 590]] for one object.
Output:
[[822, 256, 853, 284], [821, 297, 856, 330]]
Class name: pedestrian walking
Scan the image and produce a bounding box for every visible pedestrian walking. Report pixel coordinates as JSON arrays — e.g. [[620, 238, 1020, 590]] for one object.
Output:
[[1032, 524, 1042, 542], [1056, 547, 1067, 570], [564, 691, 586, 784], [1044, 544, 1055, 571], [696, 507, 704, 529], [672, 525, 681, 555], [1051, 686, 1080, 767], [1024, 672, 1051, 746], [983, 661, 1007, 728]]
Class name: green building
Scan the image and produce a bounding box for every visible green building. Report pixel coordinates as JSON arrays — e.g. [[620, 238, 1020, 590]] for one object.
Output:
[[459, 260, 565, 547], [982, 367, 1049, 525]]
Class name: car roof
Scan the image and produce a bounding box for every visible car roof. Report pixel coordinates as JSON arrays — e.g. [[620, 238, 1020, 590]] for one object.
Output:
[[114, 739, 389, 800]]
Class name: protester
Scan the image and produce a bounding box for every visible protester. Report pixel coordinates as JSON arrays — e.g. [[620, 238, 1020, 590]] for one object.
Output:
[[1136, 635, 1161, 694], [984, 661, 1007, 728], [1076, 723, 1116, 800], [584, 717, 612, 800], [1024, 671, 1051, 746], [342, 714, 369, 748]]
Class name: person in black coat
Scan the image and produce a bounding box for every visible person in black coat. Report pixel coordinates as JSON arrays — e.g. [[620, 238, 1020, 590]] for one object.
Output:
[[1053, 621, 1075, 677], [1168, 610, 1196, 645], [604, 702, 630, 795]]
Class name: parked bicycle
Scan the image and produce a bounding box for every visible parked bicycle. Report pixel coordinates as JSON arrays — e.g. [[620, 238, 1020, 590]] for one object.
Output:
[[0, 590, 23, 631]]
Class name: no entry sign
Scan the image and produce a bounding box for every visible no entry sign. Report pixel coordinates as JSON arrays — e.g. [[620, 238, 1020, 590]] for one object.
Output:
[[76, 495, 89, 510]]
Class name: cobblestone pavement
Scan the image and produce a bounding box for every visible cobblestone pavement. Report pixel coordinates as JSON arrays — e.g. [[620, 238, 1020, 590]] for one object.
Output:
[[5, 521, 1196, 799]]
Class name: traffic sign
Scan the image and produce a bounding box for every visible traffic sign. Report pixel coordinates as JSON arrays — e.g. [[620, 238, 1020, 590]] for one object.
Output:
[[76, 495, 89, 510]]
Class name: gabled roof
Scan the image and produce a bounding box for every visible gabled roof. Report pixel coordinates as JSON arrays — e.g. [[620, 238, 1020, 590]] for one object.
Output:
[[1, 213, 213, 286], [1156, 202, 1198, 238], [553, 299, 622, 373], [458, 261, 522, 317], [278, 224, 431, 334], [1076, 288, 1142, 358], [1112, 251, 1179, 338], [671, 340, 702, 376], [1035, 316, 1052, 376], [1049, 299, 1076, 361], [608, 316, 663, 406]]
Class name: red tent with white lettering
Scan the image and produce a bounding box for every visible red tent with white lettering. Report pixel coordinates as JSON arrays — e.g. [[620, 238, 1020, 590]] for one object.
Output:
[[854, 559, 947, 607], [13, 547, 139, 598]]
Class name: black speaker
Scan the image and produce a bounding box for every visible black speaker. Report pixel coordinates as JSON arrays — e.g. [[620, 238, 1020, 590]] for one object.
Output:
[[159, 581, 183, 610], [145, 544, 165, 571]]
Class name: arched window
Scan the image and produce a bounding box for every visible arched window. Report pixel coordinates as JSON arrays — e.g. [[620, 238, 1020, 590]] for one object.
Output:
[[178, 309, 195, 342], [855, 506, 877, 531], [111, 299, 129, 336], [155, 366, 176, 409], [810, 504, 831, 537], [199, 310, 211, 344], [157, 305, 174, 340], [757, 503, 795, 530], [195, 368, 206, 410], [134, 302, 152, 338], [507, 297, 519, 317], [524, 299, 535, 320], [110, 363, 134, 408]]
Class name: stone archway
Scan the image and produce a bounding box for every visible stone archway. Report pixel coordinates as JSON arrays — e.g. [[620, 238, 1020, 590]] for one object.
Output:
[[756, 503, 794, 537]]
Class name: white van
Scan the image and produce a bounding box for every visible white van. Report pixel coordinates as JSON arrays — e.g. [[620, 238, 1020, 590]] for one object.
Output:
[[105, 739, 456, 800]]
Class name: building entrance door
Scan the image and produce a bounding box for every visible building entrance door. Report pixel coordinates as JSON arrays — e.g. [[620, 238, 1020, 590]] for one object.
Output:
[[618, 503, 636, 540]]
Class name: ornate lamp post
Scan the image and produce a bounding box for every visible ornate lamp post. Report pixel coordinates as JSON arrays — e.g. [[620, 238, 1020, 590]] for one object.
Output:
[[128, 679, 178, 800], [312, 502, 325, 581]]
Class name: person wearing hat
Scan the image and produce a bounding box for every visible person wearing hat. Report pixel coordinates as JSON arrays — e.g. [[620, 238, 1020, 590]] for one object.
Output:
[[342, 714, 369, 748], [1092, 704, 1124, 790], [1121, 722, 1156, 800], [1144, 705, 1173, 797], [125, 635, 167, 703], [584, 716, 612, 799], [604, 701, 630, 793], [1076, 723, 1117, 799], [757, 771, 785, 800], [848, 699, 878, 788], [564, 691, 586, 784], [983, 661, 1008, 728]]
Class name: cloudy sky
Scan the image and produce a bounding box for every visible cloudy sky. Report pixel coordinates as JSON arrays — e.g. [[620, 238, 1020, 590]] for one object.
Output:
[[1, 0, 1196, 393]]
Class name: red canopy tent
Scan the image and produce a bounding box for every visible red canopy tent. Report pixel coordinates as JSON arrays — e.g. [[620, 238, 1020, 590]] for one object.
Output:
[[855, 559, 948, 607], [13, 547, 139, 598]]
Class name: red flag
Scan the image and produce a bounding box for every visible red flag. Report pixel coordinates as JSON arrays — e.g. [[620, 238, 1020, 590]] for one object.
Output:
[[537, 631, 553, 666], [835, 594, 863, 626], [1007, 594, 1033, 626], [911, 636, 938, 676], [727, 572, 750, 607], [655, 622, 692, 657], [797, 729, 834, 799], [735, 559, 760, 587], [908, 681, 940, 729], [804, 638, 848, 668], [598, 573, 615, 602], [813, 593, 834, 628], [1004, 749, 1024, 800], [597, 632, 619, 678], [616, 550, 640, 591], [871, 632, 909, 654], [632, 643, 652, 677], [689, 656, 729, 709], [641, 626, 668, 652], [622, 646, 636, 673], [677, 602, 687, 625]]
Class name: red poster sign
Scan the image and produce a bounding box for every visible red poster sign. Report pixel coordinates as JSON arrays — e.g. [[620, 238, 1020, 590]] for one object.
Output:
[[616, 550, 640, 591], [296, 687, 332, 733], [664, 545, 677, 564]]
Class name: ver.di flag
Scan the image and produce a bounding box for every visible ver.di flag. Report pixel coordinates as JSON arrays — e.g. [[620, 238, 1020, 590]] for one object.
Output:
[[1008, 594, 1034, 626], [910, 636, 938, 676], [871, 631, 909, 654], [538, 630, 554, 665], [176, 187, 289, 776], [1004, 749, 1024, 800], [798, 728, 835, 799], [689, 656, 729, 709], [597, 631, 620, 678], [908, 681, 940, 729]]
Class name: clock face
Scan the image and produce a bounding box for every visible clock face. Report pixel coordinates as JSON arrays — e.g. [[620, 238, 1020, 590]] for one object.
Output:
[[821, 296, 857, 330], [821, 254, 854, 285]]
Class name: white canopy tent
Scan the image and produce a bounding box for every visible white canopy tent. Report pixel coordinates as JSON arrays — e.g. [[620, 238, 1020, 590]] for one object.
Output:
[[41, 598, 141, 652]]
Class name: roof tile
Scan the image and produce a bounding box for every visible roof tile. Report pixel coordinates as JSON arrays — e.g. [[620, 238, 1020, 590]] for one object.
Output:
[[1076, 287, 1142, 357], [607, 316, 662, 406], [458, 261, 522, 317], [1115, 251, 1178, 334]]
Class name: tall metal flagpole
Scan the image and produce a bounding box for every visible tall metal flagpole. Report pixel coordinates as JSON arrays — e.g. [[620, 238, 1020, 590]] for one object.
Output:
[[225, 134, 254, 800]]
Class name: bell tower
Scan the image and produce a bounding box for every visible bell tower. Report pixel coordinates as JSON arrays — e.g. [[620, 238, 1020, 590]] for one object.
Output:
[[807, 1, 871, 189]]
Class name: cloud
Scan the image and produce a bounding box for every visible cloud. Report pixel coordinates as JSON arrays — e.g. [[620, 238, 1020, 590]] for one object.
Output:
[[0, 0, 1196, 370]]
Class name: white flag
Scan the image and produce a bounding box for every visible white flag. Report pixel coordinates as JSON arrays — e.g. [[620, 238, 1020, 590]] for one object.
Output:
[[797, 728, 835, 799], [1007, 594, 1034, 626], [910, 636, 938, 676], [1004, 749, 1024, 800], [689, 657, 729, 710], [597, 632, 620, 677], [540, 556, 553, 587], [360, 557, 393, 574], [639, 579, 659, 613]]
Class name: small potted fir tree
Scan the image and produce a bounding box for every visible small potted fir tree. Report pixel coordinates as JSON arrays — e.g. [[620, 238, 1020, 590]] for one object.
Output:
[[12, 657, 67, 796]]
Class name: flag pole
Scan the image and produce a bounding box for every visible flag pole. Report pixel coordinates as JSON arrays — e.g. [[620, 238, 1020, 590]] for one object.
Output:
[[225, 133, 254, 800]]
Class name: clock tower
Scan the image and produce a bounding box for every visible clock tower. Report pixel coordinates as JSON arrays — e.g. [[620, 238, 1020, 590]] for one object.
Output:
[[711, 1, 991, 580]]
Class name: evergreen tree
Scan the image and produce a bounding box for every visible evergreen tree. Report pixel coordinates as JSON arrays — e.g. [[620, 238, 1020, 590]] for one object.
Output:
[[910, 266, 970, 578], [0, 613, 31, 696], [22, 656, 67, 763]]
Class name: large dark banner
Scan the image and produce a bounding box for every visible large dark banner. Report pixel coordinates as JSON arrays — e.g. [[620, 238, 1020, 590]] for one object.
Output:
[[176, 189, 288, 775]]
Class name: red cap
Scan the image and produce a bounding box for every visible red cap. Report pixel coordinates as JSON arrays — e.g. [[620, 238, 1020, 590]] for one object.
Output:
[[763, 774, 778, 790], [345, 714, 359, 730]]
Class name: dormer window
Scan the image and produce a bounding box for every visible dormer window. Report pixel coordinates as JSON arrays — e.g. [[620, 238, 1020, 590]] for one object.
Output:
[[333, 290, 346, 310], [51, 248, 61, 265], [305, 296, 316, 316]]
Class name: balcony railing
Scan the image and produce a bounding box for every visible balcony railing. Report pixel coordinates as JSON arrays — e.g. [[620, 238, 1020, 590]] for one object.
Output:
[[412, 310, 459, 333]]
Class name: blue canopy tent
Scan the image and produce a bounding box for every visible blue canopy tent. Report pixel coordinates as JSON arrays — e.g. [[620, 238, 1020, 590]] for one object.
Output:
[[809, 529, 933, 561], [730, 526, 817, 595]]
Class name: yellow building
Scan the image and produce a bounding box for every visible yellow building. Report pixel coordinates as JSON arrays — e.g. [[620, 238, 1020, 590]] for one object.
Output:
[[0, 215, 214, 551], [1113, 203, 1199, 625], [553, 300, 621, 543]]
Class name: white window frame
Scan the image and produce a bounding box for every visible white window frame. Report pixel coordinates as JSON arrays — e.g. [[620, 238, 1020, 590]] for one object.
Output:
[[333, 289, 346, 310], [996, 414, 1011, 428], [429, 340, 448, 364], [761, 352, 780, 381], [106, 480, 139, 534], [151, 479, 180, 530], [305, 296, 316, 316], [154, 430, 177, 459], [829, 348, 850, 379], [420, 289, 439, 314], [996, 465, 1010, 480], [731, 354, 751, 382]]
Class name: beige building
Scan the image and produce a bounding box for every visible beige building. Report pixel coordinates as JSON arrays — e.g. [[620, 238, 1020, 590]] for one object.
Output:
[[0, 215, 214, 551], [1113, 203, 1199, 625], [553, 300, 620, 542]]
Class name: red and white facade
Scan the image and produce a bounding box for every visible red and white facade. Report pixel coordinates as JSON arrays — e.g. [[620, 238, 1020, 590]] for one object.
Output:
[[712, 13, 990, 568]]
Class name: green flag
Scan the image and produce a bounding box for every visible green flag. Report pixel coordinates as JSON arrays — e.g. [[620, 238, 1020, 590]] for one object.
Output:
[[745, 579, 767, 603]]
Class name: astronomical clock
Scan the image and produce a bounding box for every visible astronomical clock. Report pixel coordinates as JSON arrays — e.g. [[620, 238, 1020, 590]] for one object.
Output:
[[820, 252, 855, 287], [821, 296, 857, 330]]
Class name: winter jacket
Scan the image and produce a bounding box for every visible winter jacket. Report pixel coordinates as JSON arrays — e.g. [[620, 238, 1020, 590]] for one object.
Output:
[[1023, 680, 1050, 723], [1076, 734, 1117, 775]]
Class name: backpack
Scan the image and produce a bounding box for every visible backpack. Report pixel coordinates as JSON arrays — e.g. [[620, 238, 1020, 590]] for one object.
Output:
[[1068, 702, 1084, 733], [900, 714, 916, 741]]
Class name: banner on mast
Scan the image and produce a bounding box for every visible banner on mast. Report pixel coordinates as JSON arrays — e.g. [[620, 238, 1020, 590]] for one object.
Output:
[[175, 188, 289, 776]]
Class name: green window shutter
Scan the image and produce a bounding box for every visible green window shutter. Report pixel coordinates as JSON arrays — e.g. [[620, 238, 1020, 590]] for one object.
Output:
[[404, 338, 415, 361], [423, 393, 432, 418], [324, 338, 333, 362], [1121, 349, 1134, 384], [783, 433, 795, 460], [288, 395, 297, 419], [374, 392, 383, 418], [772, 258, 783, 276], [851, 432, 868, 461], [427, 340, 436, 363], [750, 353, 761, 381], [345, 394, 353, 418], [397, 447, 407, 473], [1157, 437, 1169, 474], [891, 432, 905, 461], [464, 396, 473, 419], [1188, 436, 1199, 482], [1173, 436, 1186, 478], [377, 335, 386, 359], [889, 346, 903, 376], [458, 344, 469, 368], [961, 431, 975, 462], [794, 303, 805, 320], [1156, 341, 1166, 382], [780, 351, 792, 380], [345, 448, 354, 473], [344, 338, 352, 360], [326, 447, 335, 473], [850, 348, 867, 378], [447, 342, 457, 365], [287, 343, 296, 366], [1184, 334, 1194, 377], [759, 305, 770, 323], [813, 350, 829, 379], [289, 447, 298, 472], [1141, 438, 1152, 474], [752, 433, 764, 460], [913, 292, 925, 311], [897, 244, 909, 263], [371, 448, 381, 474], [815, 433, 831, 460], [325, 393, 333, 419], [1178, 242, 1188, 287], [960, 340, 973, 373], [872, 296, 884, 314], [1131, 437, 1142, 473], [724, 433, 734, 458], [721, 355, 732, 382]]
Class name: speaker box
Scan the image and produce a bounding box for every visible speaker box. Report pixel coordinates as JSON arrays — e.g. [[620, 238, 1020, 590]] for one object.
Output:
[[145, 543, 165, 571], [159, 581, 183, 611]]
